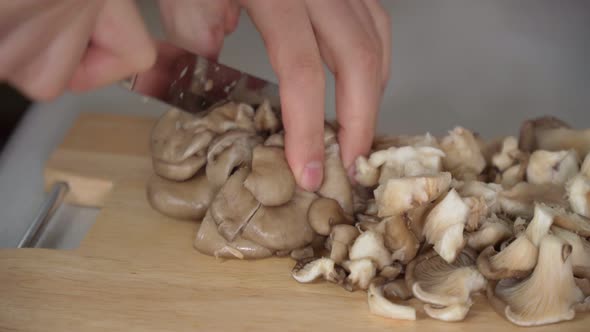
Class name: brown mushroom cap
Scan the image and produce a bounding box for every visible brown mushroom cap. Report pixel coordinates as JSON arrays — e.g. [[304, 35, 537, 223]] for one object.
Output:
[[146, 172, 216, 220], [327, 224, 360, 264], [183, 102, 256, 133], [518, 116, 571, 152], [383, 215, 420, 264], [440, 127, 486, 180], [244, 146, 296, 206], [241, 190, 317, 251], [498, 182, 568, 218], [152, 155, 207, 181], [209, 167, 261, 241], [308, 197, 353, 236], [318, 144, 354, 215]]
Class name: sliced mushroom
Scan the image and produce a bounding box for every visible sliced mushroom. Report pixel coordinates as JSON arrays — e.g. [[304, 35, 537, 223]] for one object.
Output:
[[308, 197, 353, 236], [291, 257, 346, 284], [455, 180, 502, 213], [440, 127, 486, 180], [513, 217, 527, 236], [183, 102, 256, 133], [368, 146, 445, 181], [348, 230, 393, 270], [526, 150, 579, 185], [501, 161, 527, 189], [205, 130, 261, 189], [241, 190, 317, 251], [208, 167, 261, 241], [477, 204, 554, 279], [254, 99, 280, 134], [318, 144, 354, 215], [372, 133, 439, 151], [525, 125, 590, 158], [193, 211, 273, 259], [550, 205, 590, 237], [383, 278, 412, 300], [518, 116, 571, 152], [152, 155, 207, 181], [492, 136, 523, 171], [374, 172, 452, 217], [552, 226, 590, 273], [367, 277, 416, 321], [463, 196, 489, 232], [326, 224, 360, 264], [146, 173, 216, 220], [244, 146, 296, 206], [487, 234, 585, 326], [342, 258, 377, 290], [567, 174, 590, 218], [498, 182, 567, 218], [379, 263, 403, 280], [406, 249, 485, 321], [423, 189, 469, 263], [383, 216, 420, 264], [466, 214, 512, 251], [354, 156, 379, 187]]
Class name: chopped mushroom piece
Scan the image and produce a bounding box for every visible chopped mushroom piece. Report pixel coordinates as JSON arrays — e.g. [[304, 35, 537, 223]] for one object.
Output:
[[527, 125, 590, 158], [374, 172, 452, 217], [466, 214, 512, 251], [367, 277, 416, 321], [492, 136, 523, 171], [308, 197, 353, 236], [152, 155, 207, 181], [582, 153, 590, 178], [348, 230, 393, 270], [379, 263, 403, 280], [342, 258, 377, 290], [183, 102, 256, 133], [354, 156, 379, 187], [326, 224, 359, 264], [244, 146, 296, 206], [501, 161, 527, 189], [291, 257, 346, 284], [423, 189, 469, 263], [383, 216, 420, 264], [512, 217, 527, 236], [254, 99, 280, 134], [566, 174, 590, 218], [440, 127, 486, 180], [518, 116, 571, 152], [406, 249, 485, 321], [383, 279, 412, 300], [552, 226, 590, 273], [368, 146, 445, 182], [550, 205, 590, 237], [372, 133, 439, 151], [498, 182, 568, 218], [290, 246, 315, 260], [526, 150, 579, 185], [318, 144, 354, 215], [463, 196, 489, 232], [487, 234, 585, 326], [454, 180, 502, 213]]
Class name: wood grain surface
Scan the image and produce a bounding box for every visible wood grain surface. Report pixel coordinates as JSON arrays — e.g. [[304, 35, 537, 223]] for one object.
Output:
[[0, 112, 588, 331]]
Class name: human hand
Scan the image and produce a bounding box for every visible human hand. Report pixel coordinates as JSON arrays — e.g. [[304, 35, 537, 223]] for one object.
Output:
[[0, 0, 156, 100], [239, 0, 391, 191]]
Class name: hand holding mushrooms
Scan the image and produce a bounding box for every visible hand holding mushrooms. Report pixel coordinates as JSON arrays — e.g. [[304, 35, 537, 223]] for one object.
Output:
[[148, 100, 590, 326]]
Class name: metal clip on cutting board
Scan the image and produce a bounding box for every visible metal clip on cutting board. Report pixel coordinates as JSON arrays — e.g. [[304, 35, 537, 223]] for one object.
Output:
[[21, 52, 280, 248]]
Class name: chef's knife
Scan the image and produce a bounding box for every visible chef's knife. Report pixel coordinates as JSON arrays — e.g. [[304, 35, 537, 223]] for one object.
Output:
[[122, 51, 280, 114]]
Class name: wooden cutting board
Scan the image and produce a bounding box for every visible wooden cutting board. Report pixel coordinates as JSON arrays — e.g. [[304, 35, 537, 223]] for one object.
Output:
[[0, 112, 587, 331]]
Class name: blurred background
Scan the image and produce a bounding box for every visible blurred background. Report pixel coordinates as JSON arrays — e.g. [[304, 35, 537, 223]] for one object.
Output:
[[1, 0, 589, 247]]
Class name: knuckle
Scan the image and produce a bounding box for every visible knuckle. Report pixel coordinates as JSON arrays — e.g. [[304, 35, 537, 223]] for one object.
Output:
[[353, 42, 380, 72]]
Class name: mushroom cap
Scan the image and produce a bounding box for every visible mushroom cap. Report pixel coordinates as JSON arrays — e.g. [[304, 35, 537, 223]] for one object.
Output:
[[383, 216, 420, 264], [518, 116, 570, 152], [567, 174, 590, 218], [374, 172, 452, 217], [463, 195, 489, 232], [241, 190, 317, 251], [152, 155, 207, 181], [146, 173, 216, 220], [526, 150, 579, 185], [308, 197, 353, 236], [476, 236, 537, 280], [327, 224, 360, 264], [209, 167, 261, 241], [466, 215, 512, 251], [498, 182, 568, 218], [501, 161, 527, 189], [354, 156, 379, 187], [183, 102, 256, 133], [193, 211, 273, 259], [291, 257, 346, 284], [367, 278, 417, 321], [525, 203, 555, 247], [368, 145, 445, 182], [318, 144, 354, 215], [534, 127, 590, 158], [382, 278, 412, 300], [423, 189, 469, 263], [489, 234, 584, 326], [254, 99, 280, 134], [440, 127, 486, 180], [205, 130, 261, 189], [244, 146, 296, 206], [342, 258, 377, 290], [552, 226, 590, 270], [151, 108, 215, 164], [348, 230, 393, 270]]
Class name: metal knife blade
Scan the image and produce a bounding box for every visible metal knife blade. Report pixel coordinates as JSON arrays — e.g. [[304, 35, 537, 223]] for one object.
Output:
[[122, 52, 280, 114]]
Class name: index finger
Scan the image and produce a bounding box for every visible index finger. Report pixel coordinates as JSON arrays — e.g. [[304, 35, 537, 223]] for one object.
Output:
[[240, 0, 326, 192]]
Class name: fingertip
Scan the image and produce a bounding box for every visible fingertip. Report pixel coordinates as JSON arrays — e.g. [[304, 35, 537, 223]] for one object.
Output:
[[300, 160, 324, 192], [285, 132, 325, 192]]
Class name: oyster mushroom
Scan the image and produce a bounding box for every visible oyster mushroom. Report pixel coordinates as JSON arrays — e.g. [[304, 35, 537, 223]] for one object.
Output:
[[308, 198, 353, 236], [550, 205, 590, 237], [367, 277, 416, 321], [146, 173, 216, 220], [518, 116, 571, 152], [318, 143, 354, 215], [348, 230, 393, 270], [291, 257, 346, 284], [372, 133, 439, 151], [406, 249, 486, 322], [552, 226, 590, 274], [383, 278, 412, 300], [582, 153, 590, 177], [440, 127, 486, 180], [205, 130, 261, 190], [326, 224, 360, 264], [492, 136, 523, 171], [500, 161, 527, 189], [455, 180, 502, 213], [566, 174, 590, 218], [463, 195, 489, 232], [526, 150, 579, 185], [519, 116, 590, 157], [379, 263, 403, 280], [374, 172, 452, 217], [466, 214, 512, 251], [368, 145, 445, 182], [244, 146, 296, 206], [383, 215, 420, 264], [498, 182, 568, 218], [354, 156, 379, 187], [193, 211, 273, 259], [183, 102, 256, 133], [487, 234, 585, 326], [422, 189, 469, 263], [241, 190, 317, 251], [476, 204, 554, 279], [254, 99, 280, 134], [342, 258, 377, 290], [264, 133, 284, 147]]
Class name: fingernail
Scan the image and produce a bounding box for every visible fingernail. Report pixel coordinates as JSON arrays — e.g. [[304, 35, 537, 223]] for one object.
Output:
[[301, 161, 323, 192]]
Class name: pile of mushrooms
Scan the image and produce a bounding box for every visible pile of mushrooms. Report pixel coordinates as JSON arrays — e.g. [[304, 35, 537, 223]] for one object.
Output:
[[148, 103, 590, 326]]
